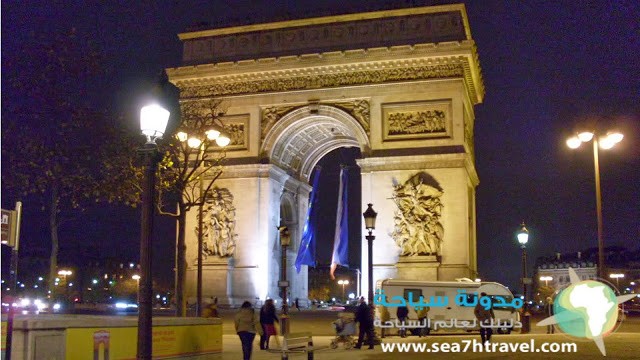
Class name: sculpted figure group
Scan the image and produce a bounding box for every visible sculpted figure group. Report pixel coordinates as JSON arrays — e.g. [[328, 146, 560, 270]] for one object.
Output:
[[198, 188, 237, 258], [392, 173, 444, 256]]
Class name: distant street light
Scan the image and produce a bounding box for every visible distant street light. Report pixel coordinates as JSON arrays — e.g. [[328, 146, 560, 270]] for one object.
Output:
[[566, 129, 624, 278], [539, 276, 553, 287], [338, 280, 350, 303], [132, 274, 141, 303], [517, 222, 530, 334], [610, 273, 624, 288], [137, 103, 170, 360]]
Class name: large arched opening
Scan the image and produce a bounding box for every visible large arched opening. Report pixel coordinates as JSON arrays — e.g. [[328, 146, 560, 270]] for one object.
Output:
[[261, 104, 368, 304]]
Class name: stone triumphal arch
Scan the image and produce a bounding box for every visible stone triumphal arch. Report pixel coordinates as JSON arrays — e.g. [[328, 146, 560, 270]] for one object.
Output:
[[167, 4, 484, 305]]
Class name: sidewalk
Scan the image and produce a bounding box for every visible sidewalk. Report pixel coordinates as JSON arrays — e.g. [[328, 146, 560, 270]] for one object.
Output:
[[219, 332, 640, 360]]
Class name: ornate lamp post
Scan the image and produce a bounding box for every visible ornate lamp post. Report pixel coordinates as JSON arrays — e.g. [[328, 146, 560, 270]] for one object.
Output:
[[279, 226, 291, 335], [362, 204, 377, 303], [338, 280, 349, 303], [566, 130, 624, 278], [517, 222, 530, 334], [138, 103, 170, 360], [175, 127, 229, 316]]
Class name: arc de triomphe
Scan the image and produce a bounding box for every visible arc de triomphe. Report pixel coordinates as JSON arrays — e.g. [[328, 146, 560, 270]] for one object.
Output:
[[167, 4, 484, 306]]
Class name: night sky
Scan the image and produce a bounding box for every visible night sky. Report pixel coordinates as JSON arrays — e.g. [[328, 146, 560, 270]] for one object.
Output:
[[2, 1, 639, 291]]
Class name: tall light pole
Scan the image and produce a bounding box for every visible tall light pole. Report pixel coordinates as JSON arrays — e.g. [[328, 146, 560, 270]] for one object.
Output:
[[175, 127, 230, 317], [362, 204, 377, 304], [132, 275, 141, 303], [567, 130, 624, 278], [338, 280, 349, 303], [57, 270, 73, 301], [609, 273, 624, 289], [279, 226, 291, 336], [517, 222, 530, 334], [138, 103, 170, 360], [539, 276, 553, 287]]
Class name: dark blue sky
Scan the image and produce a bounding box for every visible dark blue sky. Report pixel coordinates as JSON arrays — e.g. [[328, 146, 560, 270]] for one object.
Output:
[[2, 0, 639, 290]]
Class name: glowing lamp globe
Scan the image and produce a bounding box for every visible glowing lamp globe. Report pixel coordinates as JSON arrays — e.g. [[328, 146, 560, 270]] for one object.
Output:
[[140, 104, 170, 143], [363, 203, 377, 231], [517, 223, 529, 247], [215, 134, 231, 147], [566, 136, 582, 149]]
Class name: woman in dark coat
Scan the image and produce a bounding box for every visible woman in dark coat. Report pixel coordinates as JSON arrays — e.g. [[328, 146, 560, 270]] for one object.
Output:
[[259, 299, 279, 350]]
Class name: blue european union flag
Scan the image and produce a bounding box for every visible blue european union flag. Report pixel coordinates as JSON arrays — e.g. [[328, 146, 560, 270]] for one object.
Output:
[[295, 168, 321, 273]]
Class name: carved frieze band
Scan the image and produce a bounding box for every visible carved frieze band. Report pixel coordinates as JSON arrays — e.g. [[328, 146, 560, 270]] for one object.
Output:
[[261, 99, 370, 140], [179, 64, 464, 99]]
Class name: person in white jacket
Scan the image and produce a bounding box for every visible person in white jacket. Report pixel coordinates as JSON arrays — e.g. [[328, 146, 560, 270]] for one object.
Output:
[[235, 301, 263, 360]]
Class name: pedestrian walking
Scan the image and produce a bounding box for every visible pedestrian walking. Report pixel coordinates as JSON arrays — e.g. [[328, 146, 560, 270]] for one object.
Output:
[[259, 299, 279, 350], [354, 297, 375, 349], [378, 305, 390, 338], [396, 305, 409, 338], [295, 298, 300, 311], [474, 293, 495, 344], [545, 297, 555, 334], [416, 306, 430, 336], [235, 301, 262, 360]]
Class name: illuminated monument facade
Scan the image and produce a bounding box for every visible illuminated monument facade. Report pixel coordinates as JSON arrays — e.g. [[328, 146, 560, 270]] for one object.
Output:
[[167, 4, 484, 305]]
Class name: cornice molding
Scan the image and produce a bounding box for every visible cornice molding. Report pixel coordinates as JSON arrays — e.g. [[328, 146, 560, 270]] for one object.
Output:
[[168, 41, 484, 104]]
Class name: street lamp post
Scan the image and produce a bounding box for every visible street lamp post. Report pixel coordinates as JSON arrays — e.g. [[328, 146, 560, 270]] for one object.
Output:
[[362, 204, 377, 304], [175, 127, 230, 317], [138, 103, 170, 360], [279, 226, 291, 336], [132, 275, 141, 303], [517, 222, 530, 334], [609, 273, 624, 289], [57, 270, 73, 301], [338, 280, 349, 303], [539, 276, 553, 287], [567, 130, 624, 278]]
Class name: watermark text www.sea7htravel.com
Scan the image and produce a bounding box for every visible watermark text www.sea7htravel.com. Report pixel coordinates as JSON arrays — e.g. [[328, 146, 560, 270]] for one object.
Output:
[[381, 339, 577, 353]]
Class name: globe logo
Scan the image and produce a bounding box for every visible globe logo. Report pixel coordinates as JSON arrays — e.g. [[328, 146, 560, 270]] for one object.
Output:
[[538, 268, 636, 356], [553, 280, 618, 338]]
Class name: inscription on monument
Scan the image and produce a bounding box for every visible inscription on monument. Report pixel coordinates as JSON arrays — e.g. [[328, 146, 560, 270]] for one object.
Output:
[[183, 11, 466, 63]]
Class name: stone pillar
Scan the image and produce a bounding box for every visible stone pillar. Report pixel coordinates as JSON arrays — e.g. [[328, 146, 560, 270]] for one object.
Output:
[[358, 154, 478, 294], [184, 164, 310, 306]]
